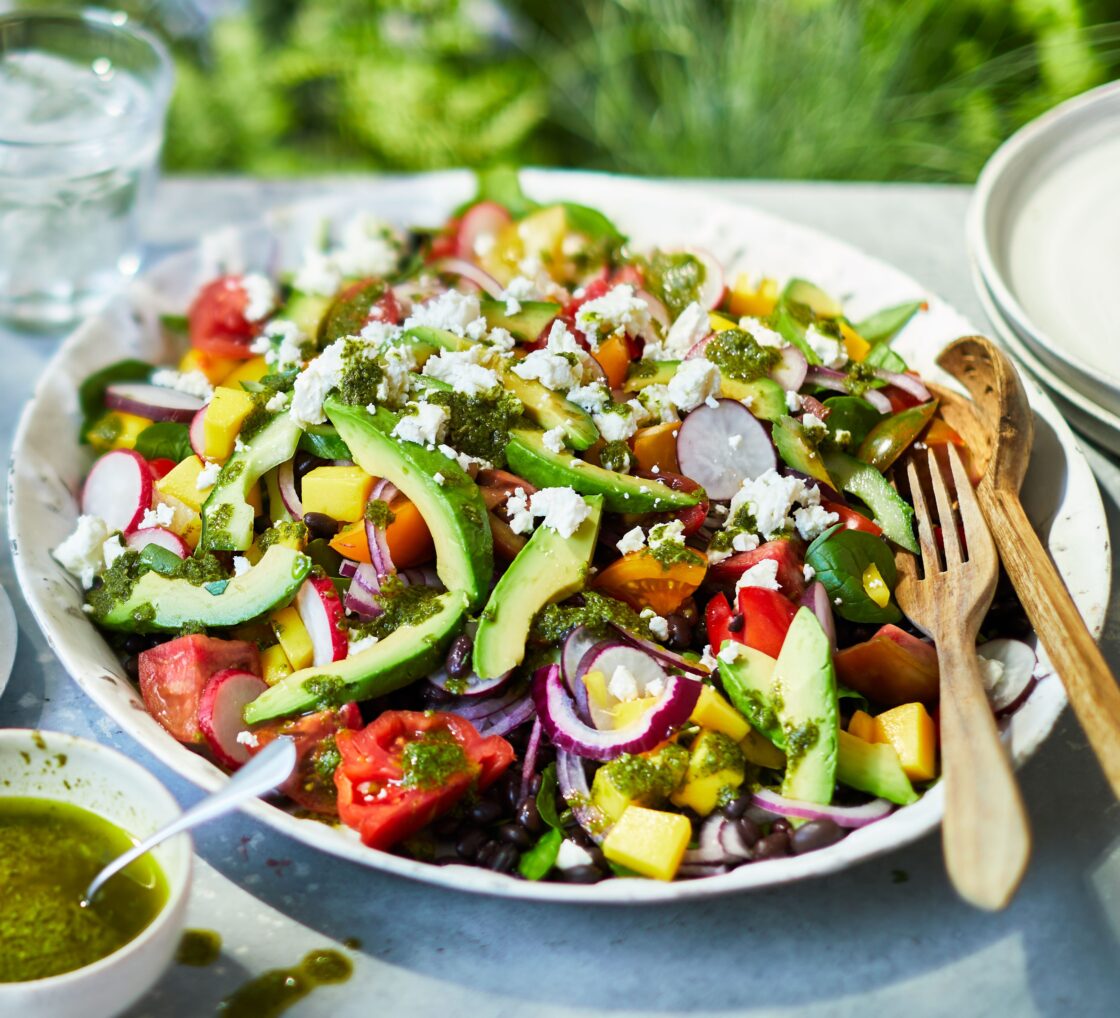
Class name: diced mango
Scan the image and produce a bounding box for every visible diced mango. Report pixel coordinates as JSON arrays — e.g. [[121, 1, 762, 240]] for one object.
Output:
[[203, 387, 256, 461], [261, 644, 293, 686], [728, 274, 779, 318], [612, 696, 659, 730], [602, 805, 691, 882], [739, 726, 786, 769], [690, 685, 749, 741], [590, 743, 689, 824], [631, 422, 681, 475], [591, 333, 632, 389], [670, 729, 746, 816], [582, 669, 611, 715], [179, 348, 239, 385], [848, 709, 876, 743], [270, 606, 314, 671], [872, 702, 937, 782], [839, 321, 871, 362], [86, 411, 153, 452], [708, 312, 738, 332], [222, 356, 269, 388], [156, 455, 209, 512], [300, 465, 375, 523], [591, 766, 635, 825]]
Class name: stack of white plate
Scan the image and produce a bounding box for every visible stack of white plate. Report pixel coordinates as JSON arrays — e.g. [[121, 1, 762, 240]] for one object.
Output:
[[969, 79, 1120, 455]]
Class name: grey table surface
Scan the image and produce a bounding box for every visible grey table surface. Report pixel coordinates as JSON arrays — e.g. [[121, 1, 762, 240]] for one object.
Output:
[[2, 176, 1119, 1018]]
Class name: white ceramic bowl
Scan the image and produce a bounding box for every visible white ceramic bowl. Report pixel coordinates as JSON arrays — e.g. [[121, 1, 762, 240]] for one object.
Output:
[[0, 729, 191, 1018], [7, 170, 1113, 902]]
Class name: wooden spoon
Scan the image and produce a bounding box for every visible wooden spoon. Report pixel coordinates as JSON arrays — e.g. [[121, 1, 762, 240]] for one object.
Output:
[[935, 336, 1120, 800]]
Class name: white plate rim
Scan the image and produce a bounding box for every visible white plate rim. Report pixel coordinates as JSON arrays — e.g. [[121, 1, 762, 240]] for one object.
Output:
[[8, 169, 1111, 903]]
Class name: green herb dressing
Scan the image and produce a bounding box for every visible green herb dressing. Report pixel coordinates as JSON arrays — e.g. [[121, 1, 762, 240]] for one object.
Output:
[[217, 949, 352, 1018]]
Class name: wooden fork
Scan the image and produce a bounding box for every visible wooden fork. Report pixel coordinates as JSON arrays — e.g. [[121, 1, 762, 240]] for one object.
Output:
[[895, 443, 1032, 910]]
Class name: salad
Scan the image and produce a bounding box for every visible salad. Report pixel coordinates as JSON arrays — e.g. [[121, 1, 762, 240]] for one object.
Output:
[[54, 172, 1035, 885]]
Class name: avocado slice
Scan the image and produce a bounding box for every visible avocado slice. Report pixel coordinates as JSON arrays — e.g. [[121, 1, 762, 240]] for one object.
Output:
[[836, 730, 918, 806], [404, 325, 599, 450], [781, 279, 843, 319], [201, 413, 302, 551], [823, 449, 918, 553], [325, 398, 492, 610], [505, 427, 699, 513], [773, 415, 835, 488], [243, 589, 468, 724], [718, 645, 783, 745], [93, 546, 311, 633], [625, 361, 676, 390], [480, 297, 560, 341], [770, 607, 839, 804], [473, 495, 603, 679], [278, 290, 332, 340], [625, 360, 786, 422]]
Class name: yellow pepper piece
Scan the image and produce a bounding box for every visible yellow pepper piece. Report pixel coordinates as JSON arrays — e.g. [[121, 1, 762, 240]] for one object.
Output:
[[602, 805, 691, 881], [179, 348, 239, 385], [222, 356, 270, 388], [155, 455, 209, 513], [261, 644, 293, 686], [708, 312, 738, 333], [301, 465, 375, 523], [203, 387, 256, 461], [862, 562, 890, 608], [840, 321, 871, 362], [270, 606, 314, 671], [728, 274, 779, 318], [689, 685, 749, 741], [872, 702, 937, 782], [848, 709, 877, 743], [86, 411, 153, 452]]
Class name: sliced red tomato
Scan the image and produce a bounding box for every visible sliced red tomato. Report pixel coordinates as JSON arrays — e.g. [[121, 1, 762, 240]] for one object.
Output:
[[249, 704, 362, 815], [426, 219, 460, 263], [881, 383, 922, 414], [147, 458, 176, 480], [707, 538, 807, 599], [639, 469, 709, 537], [821, 499, 882, 537], [592, 547, 707, 616], [188, 275, 261, 360], [736, 587, 799, 658], [705, 592, 736, 653], [334, 711, 514, 850]]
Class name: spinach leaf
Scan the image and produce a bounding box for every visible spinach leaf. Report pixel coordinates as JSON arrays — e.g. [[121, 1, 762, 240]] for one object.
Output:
[[135, 422, 193, 462], [864, 342, 909, 373], [805, 527, 901, 624], [560, 202, 625, 247], [822, 396, 884, 447], [465, 166, 538, 219], [853, 301, 922, 345], [837, 684, 869, 710], [298, 424, 352, 461], [159, 313, 189, 338], [536, 762, 563, 830], [518, 827, 563, 881], [78, 359, 152, 442]]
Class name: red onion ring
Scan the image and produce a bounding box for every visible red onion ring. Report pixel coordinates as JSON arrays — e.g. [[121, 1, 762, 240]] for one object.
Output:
[[430, 257, 504, 299], [752, 788, 893, 828]]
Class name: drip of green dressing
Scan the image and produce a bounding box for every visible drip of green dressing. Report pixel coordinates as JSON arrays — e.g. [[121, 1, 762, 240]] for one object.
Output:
[[0, 797, 168, 983], [176, 928, 222, 967], [217, 949, 353, 1017]]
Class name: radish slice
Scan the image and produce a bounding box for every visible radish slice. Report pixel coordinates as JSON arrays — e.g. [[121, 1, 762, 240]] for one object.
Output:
[[276, 459, 303, 519], [561, 625, 603, 691], [430, 257, 504, 299], [676, 399, 776, 500], [978, 638, 1037, 713], [799, 581, 836, 650], [125, 526, 190, 559], [636, 288, 671, 344], [770, 346, 808, 391], [752, 788, 893, 828], [105, 382, 205, 423], [682, 247, 725, 310], [189, 407, 207, 459], [295, 577, 348, 665], [81, 449, 153, 534], [198, 668, 269, 768], [429, 666, 511, 699], [532, 664, 700, 761], [576, 642, 671, 729], [455, 201, 512, 262]]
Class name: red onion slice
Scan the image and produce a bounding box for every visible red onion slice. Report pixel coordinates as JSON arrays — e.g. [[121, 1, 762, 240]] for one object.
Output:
[[430, 257, 504, 299], [474, 693, 535, 737], [770, 346, 808, 391], [608, 622, 709, 677], [683, 815, 733, 865], [873, 368, 931, 402], [799, 581, 836, 651], [428, 666, 511, 699], [399, 567, 443, 589], [276, 459, 303, 520], [343, 579, 382, 621], [105, 382, 205, 424], [520, 716, 543, 801], [532, 664, 700, 761], [803, 367, 892, 414], [448, 682, 526, 722], [676, 398, 777, 500], [752, 788, 893, 828], [556, 750, 605, 843]]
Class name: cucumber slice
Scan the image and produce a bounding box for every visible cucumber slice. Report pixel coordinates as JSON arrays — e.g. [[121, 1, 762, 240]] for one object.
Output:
[[823, 449, 918, 553]]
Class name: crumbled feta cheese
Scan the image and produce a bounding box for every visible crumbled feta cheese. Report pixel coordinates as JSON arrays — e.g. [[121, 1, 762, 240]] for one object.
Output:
[[196, 460, 221, 489], [504, 296, 522, 316], [348, 633, 380, 656], [575, 284, 651, 349], [803, 564, 816, 582], [731, 531, 761, 553], [636, 383, 678, 423], [718, 641, 748, 664], [708, 547, 732, 564], [700, 644, 720, 671], [738, 316, 786, 348], [486, 327, 516, 353], [805, 325, 847, 369], [541, 426, 566, 455], [648, 519, 686, 550], [593, 407, 638, 442], [735, 558, 782, 593], [293, 247, 342, 297], [833, 428, 852, 446], [376, 344, 416, 408], [422, 346, 500, 397], [793, 503, 840, 541], [102, 534, 127, 569], [240, 273, 276, 322], [785, 390, 803, 412], [729, 468, 823, 539], [608, 664, 640, 702], [433, 472, 446, 486], [567, 382, 611, 414], [802, 413, 826, 432], [139, 503, 175, 530], [232, 555, 251, 577], [555, 839, 594, 871], [659, 301, 710, 360], [513, 348, 582, 392], [502, 275, 539, 301], [289, 339, 349, 428], [645, 676, 666, 698], [728, 433, 743, 450], [520, 486, 592, 538], [617, 526, 647, 556], [358, 320, 403, 346], [265, 391, 290, 413], [233, 436, 248, 454], [235, 730, 260, 748], [333, 214, 402, 279], [667, 357, 721, 412], [54, 515, 111, 588], [644, 611, 670, 642], [263, 319, 308, 372], [437, 444, 491, 477], [149, 368, 213, 402], [392, 401, 449, 446], [404, 290, 486, 338], [513, 255, 569, 302], [506, 487, 534, 535]]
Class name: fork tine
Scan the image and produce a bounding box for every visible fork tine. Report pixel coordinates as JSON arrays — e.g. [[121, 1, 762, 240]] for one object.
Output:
[[946, 443, 996, 565], [928, 448, 962, 568], [906, 458, 941, 575]]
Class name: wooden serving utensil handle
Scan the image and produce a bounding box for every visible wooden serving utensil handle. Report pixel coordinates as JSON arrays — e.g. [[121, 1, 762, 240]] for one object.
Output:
[[983, 485, 1120, 799]]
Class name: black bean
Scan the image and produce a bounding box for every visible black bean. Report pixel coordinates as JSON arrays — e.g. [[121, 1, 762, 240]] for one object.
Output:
[[431, 814, 461, 838], [516, 797, 543, 834], [722, 794, 752, 820], [489, 844, 519, 873], [303, 511, 341, 539], [529, 774, 543, 796], [563, 865, 604, 884], [467, 800, 502, 826], [293, 452, 319, 480], [569, 826, 595, 849], [123, 656, 139, 681], [664, 613, 692, 650], [790, 819, 846, 855], [770, 818, 792, 836], [736, 817, 762, 847], [505, 777, 522, 812], [445, 634, 473, 678], [727, 613, 745, 633], [751, 831, 790, 861], [456, 829, 485, 860], [586, 845, 608, 870], [122, 634, 151, 655], [475, 840, 500, 867], [499, 824, 533, 850]]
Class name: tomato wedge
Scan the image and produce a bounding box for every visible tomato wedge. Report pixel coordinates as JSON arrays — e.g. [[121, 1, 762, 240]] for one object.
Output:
[[821, 500, 882, 537], [188, 275, 261, 360], [704, 588, 799, 659], [638, 469, 709, 537], [334, 711, 514, 850], [592, 547, 707, 616], [707, 539, 807, 599]]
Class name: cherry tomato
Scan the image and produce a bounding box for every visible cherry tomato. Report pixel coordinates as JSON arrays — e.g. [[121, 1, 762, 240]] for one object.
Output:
[[736, 587, 799, 658], [188, 275, 261, 360], [707, 538, 807, 599], [638, 469, 709, 537], [881, 383, 922, 414], [334, 711, 514, 850], [592, 547, 707, 616], [147, 458, 176, 480], [705, 593, 736, 653], [821, 500, 882, 537]]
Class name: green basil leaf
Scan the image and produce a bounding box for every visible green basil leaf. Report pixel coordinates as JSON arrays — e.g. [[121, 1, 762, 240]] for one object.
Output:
[[560, 202, 625, 246], [518, 827, 563, 881], [159, 313, 190, 338], [78, 359, 152, 442], [837, 684, 869, 710], [864, 342, 909, 373], [465, 166, 538, 219], [853, 301, 922, 345], [822, 397, 884, 448], [134, 422, 193, 463], [298, 425, 352, 461], [536, 762, 563, 830], [805, 528, 901, 624]]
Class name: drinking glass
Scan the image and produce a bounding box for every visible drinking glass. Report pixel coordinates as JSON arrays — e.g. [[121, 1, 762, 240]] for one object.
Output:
[[0, 9, 173, 328]]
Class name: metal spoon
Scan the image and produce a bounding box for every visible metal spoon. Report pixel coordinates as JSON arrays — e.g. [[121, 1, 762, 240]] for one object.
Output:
[[82, 736, 297, 907]]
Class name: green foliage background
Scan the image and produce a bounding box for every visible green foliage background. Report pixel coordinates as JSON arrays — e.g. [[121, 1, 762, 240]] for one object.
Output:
[[20, 0, 1120, 179]]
